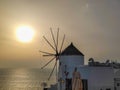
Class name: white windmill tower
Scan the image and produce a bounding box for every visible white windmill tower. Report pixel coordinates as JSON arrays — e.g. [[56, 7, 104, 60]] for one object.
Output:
[[58, 43, 84, 90]]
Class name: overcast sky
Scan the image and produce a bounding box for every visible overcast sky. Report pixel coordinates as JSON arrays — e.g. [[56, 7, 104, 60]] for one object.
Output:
[[0, 0, 120, 68]]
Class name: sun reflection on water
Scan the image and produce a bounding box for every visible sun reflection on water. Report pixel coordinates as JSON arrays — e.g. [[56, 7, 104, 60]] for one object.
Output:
[[0, 68, 56, 90]]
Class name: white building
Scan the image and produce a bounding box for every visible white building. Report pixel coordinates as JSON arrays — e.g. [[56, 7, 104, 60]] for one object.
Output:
[[48, 43, 120, 90]]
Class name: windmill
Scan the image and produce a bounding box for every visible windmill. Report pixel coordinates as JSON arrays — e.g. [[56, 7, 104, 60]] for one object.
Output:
[[39, 28, 65, 81]]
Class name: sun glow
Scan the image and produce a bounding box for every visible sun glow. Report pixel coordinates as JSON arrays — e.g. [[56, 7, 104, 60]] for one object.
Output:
[[16, 26, 35, 43]]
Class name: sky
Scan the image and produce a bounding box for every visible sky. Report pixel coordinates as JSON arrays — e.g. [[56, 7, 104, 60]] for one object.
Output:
[[0, 0, 120, 68]]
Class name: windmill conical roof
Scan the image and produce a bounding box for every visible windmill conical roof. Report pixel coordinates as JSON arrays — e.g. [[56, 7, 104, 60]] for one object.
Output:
[[61, 43, 84, 56]]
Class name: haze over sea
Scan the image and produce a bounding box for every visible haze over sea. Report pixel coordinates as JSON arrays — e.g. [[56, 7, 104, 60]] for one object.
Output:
[[0, 68, 56, 90]]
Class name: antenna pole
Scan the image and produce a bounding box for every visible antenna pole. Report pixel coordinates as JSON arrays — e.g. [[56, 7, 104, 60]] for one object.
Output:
[[56, 58, 58, 82]]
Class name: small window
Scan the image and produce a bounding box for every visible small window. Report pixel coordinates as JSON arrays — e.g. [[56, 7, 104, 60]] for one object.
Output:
[[106, 88, 111, 90], [117, 83, 120, 86]]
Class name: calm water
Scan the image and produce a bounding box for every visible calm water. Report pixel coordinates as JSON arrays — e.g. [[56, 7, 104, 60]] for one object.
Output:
[[0, 68, 56, 90]]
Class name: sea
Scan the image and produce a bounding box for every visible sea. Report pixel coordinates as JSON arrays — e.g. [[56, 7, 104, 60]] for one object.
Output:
[[0, 68, 56, 90]]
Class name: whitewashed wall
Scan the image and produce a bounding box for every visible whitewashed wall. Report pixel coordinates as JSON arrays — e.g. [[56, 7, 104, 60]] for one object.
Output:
[[68, 66, 114, 90], [58, 55, 114, 90], [58, 65, 114, 90]]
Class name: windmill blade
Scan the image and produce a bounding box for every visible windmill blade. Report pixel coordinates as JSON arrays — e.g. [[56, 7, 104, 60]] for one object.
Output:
[[39, 50, 54, 55], [43, 54, 55, 56], [56, 28, 59, 52], [59, 34, 65, 54], [43, 36, 56, 51], [40, 57, 56, 70], [50, 28, 57, 51], [48, 60, 57, 80]]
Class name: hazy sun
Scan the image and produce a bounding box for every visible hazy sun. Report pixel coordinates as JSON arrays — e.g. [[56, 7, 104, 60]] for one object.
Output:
[[16, 26, 35, 43]]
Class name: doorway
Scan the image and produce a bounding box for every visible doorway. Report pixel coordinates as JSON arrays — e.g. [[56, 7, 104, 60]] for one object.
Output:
[[114, 78, 120, 90]]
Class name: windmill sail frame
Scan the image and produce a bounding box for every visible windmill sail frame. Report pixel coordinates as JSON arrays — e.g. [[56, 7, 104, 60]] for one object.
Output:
[[39, 28, 65, 81]]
